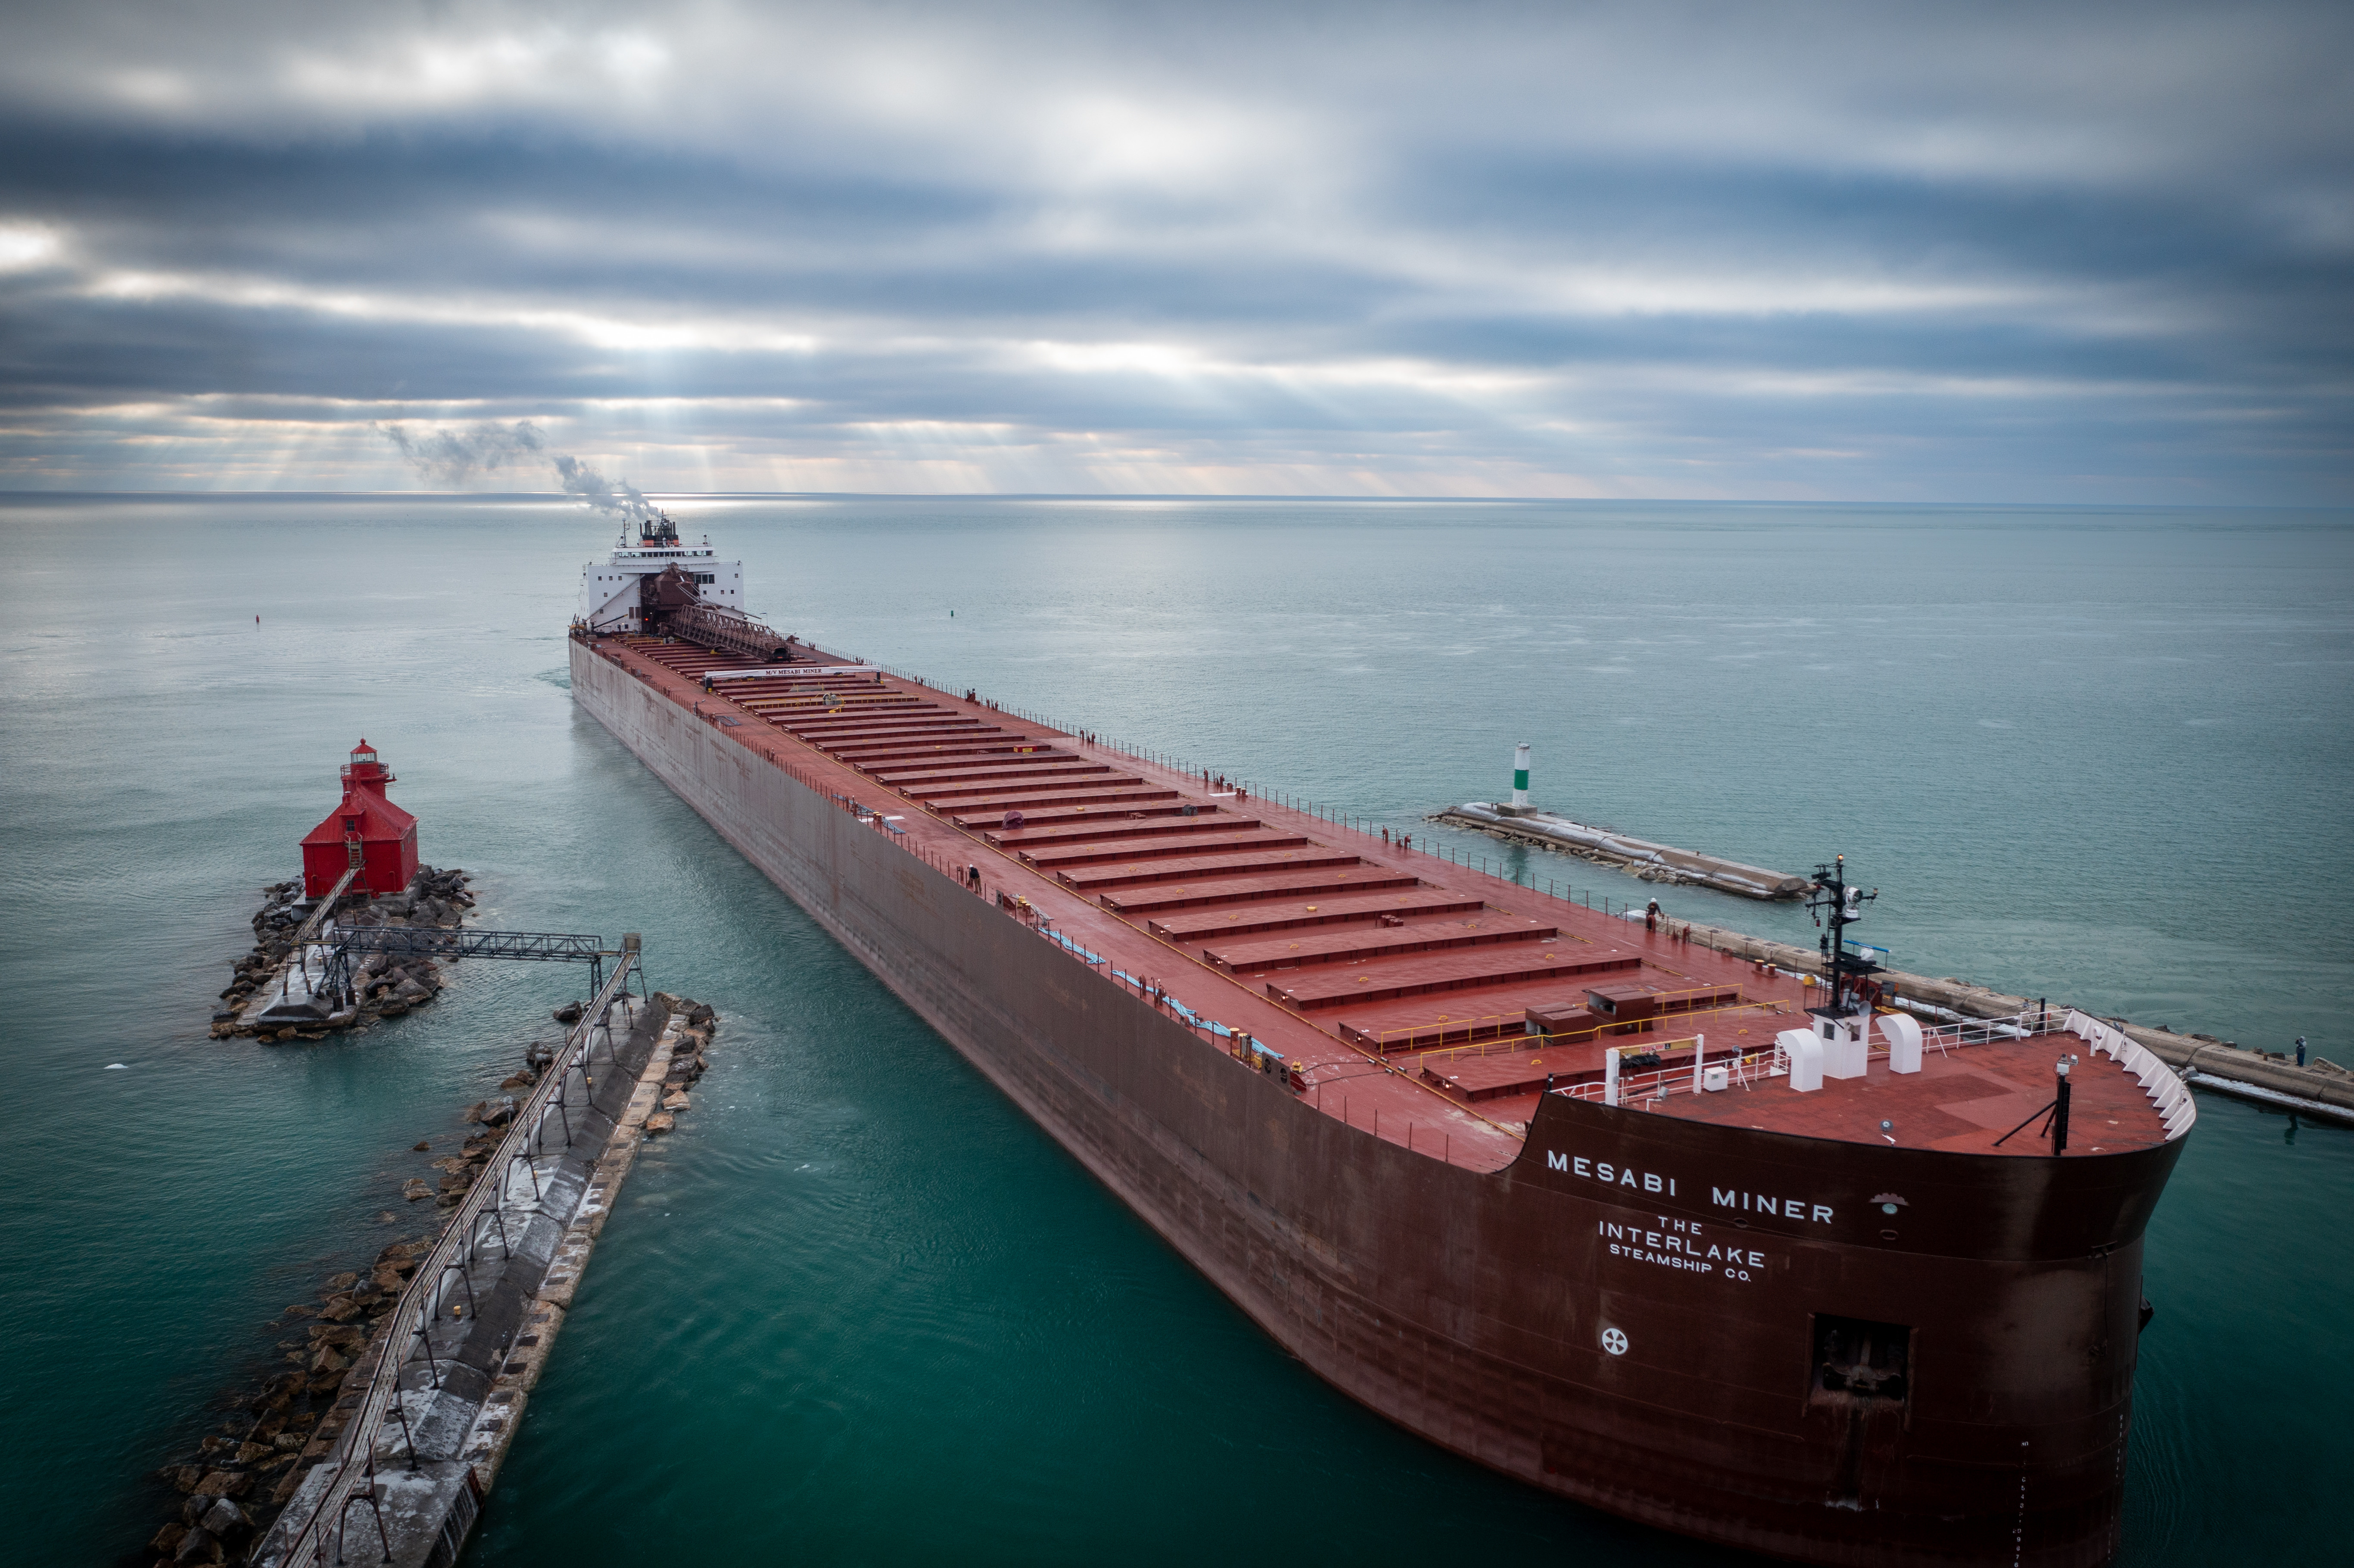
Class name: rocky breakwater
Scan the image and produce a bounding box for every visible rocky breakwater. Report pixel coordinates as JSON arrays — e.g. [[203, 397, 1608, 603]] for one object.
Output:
[[211, 867, 474, 1043], [139, 1022, 557, 1564], [142, 1233, 440, 1565], [139, 990, 709, 1568], [643, 993, 719, 1136], [236, 992, 723, 1568]]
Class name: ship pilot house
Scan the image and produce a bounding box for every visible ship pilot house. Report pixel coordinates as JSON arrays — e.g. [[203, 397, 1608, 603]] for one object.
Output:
[[300, 740, 418, 898]]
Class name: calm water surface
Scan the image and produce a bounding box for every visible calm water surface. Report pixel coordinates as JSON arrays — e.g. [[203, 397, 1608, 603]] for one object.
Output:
[[1, 497, 2347, 1565]]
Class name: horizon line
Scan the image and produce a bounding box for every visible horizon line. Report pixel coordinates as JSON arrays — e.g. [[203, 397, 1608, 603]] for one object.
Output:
[[0, 489, 2334, 513]]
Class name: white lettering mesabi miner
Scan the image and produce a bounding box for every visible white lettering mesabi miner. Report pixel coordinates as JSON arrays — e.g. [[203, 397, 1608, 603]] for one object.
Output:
[[1543, 1148, 1837, 1225], [1546, 1149, 1677, 1196]]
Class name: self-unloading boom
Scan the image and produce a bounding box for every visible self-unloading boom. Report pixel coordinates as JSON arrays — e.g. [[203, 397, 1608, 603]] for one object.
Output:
[[638, 565, 798, 662]]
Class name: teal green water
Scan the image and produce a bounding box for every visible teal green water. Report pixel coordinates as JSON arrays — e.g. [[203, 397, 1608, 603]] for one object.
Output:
[[1, 497, 2348, 1565]]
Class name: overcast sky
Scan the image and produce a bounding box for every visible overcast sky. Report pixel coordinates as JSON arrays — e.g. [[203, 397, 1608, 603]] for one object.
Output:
[[1, 1, 2346, 501]]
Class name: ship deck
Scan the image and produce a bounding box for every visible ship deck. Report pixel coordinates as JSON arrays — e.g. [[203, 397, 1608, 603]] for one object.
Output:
[[587, 632, 2176, 1172]]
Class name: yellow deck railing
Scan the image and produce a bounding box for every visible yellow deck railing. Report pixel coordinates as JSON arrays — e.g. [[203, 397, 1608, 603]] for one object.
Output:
[[1379, 992, 1790, 1060]]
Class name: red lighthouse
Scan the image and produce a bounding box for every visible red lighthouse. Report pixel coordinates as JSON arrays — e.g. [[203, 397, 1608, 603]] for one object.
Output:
[[300, 740, 419, 898]]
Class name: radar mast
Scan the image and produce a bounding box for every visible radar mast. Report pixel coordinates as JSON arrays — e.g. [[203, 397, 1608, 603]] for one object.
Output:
[[1807, 854, 1880, 1018]]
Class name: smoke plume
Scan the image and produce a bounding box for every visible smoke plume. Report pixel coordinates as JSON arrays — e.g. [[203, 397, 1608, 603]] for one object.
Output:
[[375, 419, 544, 484], [377, 421, 655, 523], [552, 454, 655, 523]]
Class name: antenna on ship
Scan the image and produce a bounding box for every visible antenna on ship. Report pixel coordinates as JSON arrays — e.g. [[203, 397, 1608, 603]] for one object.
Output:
[[1806, 854, 1879, 1019]]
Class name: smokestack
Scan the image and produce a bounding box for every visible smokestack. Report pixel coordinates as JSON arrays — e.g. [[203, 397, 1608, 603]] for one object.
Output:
[[1511, 742, 1531, 811]]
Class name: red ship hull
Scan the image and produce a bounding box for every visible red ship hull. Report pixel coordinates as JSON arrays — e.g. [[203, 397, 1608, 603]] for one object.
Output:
[[572, 641, 2180, 1565]]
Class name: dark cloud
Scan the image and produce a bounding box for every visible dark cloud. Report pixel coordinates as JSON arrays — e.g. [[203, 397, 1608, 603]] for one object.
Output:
[[0, 0, 2345, 499]]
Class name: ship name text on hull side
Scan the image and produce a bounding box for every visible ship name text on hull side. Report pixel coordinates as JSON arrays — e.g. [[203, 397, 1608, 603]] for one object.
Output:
[[1544, 1149, 1837, 1224]]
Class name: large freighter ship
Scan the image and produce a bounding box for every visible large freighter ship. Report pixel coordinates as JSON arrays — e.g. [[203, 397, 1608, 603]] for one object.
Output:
[[570, 523, 2191, 1566]]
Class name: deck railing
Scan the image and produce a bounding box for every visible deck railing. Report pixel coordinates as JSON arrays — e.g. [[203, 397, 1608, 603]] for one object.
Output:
[[1921, 1007, 2054, 1050], [1544, 1037, 1816, 1106], [1547, 1007, 2198, 1141], [1756, 1006, 2053, 1079], [2066, 1009, 2198, 1140], [1393, 996, 1797, 1061]]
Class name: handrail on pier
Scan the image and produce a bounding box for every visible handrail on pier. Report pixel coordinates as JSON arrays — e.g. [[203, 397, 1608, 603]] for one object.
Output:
[[269, 866, 362, 1011], [265, 951, 641, 1568], [291, 866, 360, 949]]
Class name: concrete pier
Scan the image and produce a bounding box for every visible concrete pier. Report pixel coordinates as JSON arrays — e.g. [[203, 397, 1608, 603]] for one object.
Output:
[[1429, 794, 2345, 1122], [1434, 801, 1811, 899], [253, 992, 711, 1568]]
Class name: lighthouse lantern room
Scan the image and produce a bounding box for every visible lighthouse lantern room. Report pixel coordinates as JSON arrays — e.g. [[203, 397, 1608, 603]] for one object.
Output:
[[300, 740, 420, 898]]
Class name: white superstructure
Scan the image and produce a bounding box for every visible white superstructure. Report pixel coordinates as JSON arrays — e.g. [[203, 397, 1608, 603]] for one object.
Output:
[[576, 512, 745, 635]]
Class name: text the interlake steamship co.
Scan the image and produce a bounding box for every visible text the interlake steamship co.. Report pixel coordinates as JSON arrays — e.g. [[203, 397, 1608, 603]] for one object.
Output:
[[1544, 1149, 1836, 1223], [1600, 1216, 1766, 1283]]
